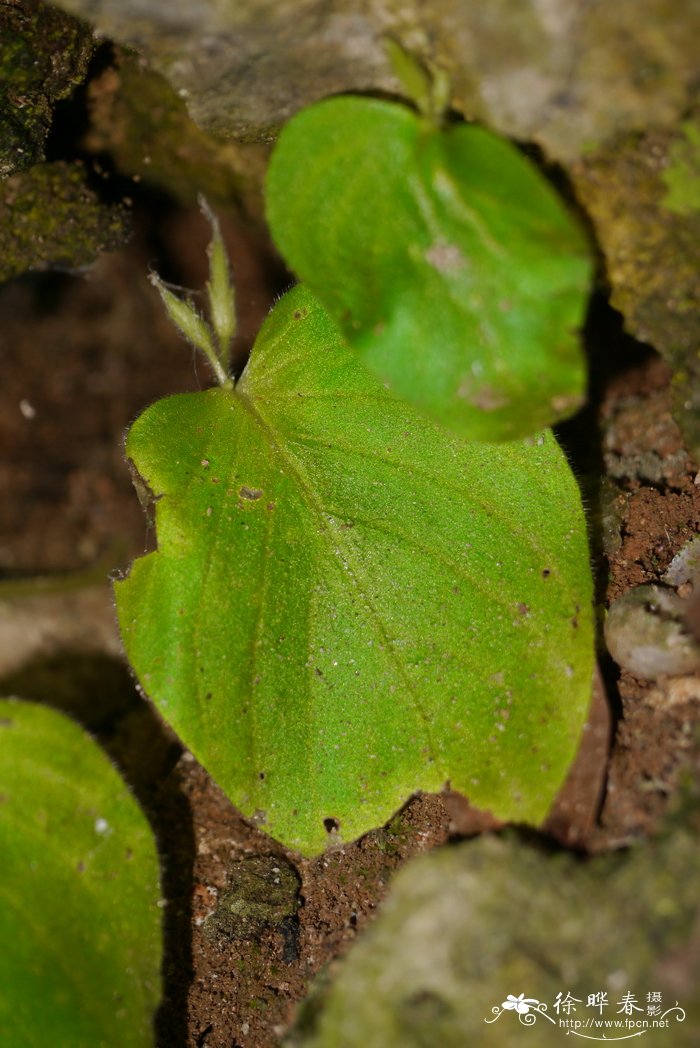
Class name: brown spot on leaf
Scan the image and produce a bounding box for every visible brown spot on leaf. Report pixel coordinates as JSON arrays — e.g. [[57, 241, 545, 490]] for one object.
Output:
[[457, 379, 510, 411], [425, 241, 467, 273], [127, 458, 159, 522], [239, 486, 263, 500]]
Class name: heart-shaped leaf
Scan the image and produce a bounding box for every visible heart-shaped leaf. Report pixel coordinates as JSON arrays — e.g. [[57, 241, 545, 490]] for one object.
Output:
[[266, 96, 592, 441], [115, 285, 593, 855], [0, 699, 162, 1047]]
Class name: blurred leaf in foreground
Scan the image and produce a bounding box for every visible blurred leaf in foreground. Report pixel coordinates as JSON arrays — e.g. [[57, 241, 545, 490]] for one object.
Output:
[[267, 97, 592, 441], [0, 698, 162, 1048]]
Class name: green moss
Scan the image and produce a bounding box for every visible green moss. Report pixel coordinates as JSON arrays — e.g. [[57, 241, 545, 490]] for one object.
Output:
[[663, 118, 700, 215], [0, 160, 129, 284], [204, 855, 300, 942], [377, 811, 412, 855], [0, 0, 93, 177], [572, 129, 700, 458], [249, 997, 269, 1011]]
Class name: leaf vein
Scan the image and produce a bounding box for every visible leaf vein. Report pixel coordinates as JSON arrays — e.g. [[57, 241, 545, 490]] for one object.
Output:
[[236, 391, 444, 777]]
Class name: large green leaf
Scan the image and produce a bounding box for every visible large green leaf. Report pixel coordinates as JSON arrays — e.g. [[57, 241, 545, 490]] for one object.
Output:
[[0, 699, 162, 1048], [115, 284, 593, 856], [266, 96, 592, 441]]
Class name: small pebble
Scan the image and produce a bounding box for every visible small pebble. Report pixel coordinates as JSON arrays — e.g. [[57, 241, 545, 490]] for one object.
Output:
[[662, 535, 700, 588], [605, 584, 700, 680], [644, 675, 700, 709]]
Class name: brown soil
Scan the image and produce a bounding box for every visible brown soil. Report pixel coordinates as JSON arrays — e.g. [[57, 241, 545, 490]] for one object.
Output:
[[1, 203, 699, 1048], [591, 355, 700, 851]]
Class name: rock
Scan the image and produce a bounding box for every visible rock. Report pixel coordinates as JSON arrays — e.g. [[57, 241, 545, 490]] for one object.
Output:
[[0, 583, 121, 679], [0, 0, 93, 177], [663, 536, 700, 589], [601, 390, 689, 488], [571, 123, 700, 461], [205, 854, 301, 943], [0, 161, 129, 283], [604, 584, 700, 680], [644, 675, 700, 710], [598, 478, 629, 558], [53, 0, 699, 161]]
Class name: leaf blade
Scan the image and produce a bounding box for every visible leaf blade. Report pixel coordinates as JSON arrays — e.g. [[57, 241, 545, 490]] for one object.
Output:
[[266, 96, 592, 440], [116, 285, 593, 855], [0, 699, 162, 1047]]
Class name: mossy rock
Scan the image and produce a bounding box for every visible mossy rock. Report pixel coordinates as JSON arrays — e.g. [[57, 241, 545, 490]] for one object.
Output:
[[0, 0, 93, 177], [0, 160, 129, 284], [205, 855, 301, 943], [54, 0, 698, 160], [571, 119, 700, 458]]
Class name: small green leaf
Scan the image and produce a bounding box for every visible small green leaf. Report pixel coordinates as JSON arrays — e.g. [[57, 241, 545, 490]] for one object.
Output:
[[384, 39, 448, 124], [0, 699, 162, 1047], [662, 118, 700, 216], [148, 270, 229, 388], [266, 96, 593, 441], [115, 285, 593, 856], [200, 195, 237, 362]]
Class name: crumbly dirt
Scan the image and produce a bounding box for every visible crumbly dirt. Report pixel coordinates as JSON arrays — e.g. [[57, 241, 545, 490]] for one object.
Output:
[[1, 202, 699, 1048], [590, 354, 700, 852], [175, 763, 451, 1048]]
